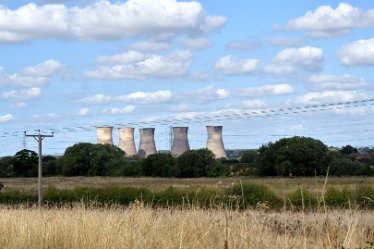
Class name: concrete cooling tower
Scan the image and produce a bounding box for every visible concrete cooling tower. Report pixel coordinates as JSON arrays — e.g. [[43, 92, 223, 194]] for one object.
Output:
[[118, 127, 137, 156], [96, 126, 114, 145], [138, 128, 157, 158], [206, 126, 227, 158], [171, 127, 190, 157]]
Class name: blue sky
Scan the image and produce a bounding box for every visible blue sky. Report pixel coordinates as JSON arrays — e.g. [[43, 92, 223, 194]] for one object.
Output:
[[0, 0, 373, 156]]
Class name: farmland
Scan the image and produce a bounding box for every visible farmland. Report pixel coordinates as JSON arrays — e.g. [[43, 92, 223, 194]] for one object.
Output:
[[0, 205, 373, 249], [0, 176, 373, 248], [1, 176, 373, 195]]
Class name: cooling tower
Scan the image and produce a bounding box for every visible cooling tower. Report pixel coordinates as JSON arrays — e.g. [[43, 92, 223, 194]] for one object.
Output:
[[206, 126, 226, 158], [171, 127, 190, 157], [118, 127, 137, 156], [96, 126, 113, 145], [138, 128, 157, 158]]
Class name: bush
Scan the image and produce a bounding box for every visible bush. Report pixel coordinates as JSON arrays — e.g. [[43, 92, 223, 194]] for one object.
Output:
[[226, 183, 281, 209], [44, 186, 152, 205], [355, 185, 374, 209], [287, 188, 317, 209], [324, 187, 354, 208], [0, 189, 36, 204]]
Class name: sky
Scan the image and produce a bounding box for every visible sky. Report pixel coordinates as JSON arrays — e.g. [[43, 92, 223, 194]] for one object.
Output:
[[0, 0, 374, 156]]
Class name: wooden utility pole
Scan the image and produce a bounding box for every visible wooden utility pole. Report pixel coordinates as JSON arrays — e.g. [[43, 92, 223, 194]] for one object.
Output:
[[24, 130, 54, 208]]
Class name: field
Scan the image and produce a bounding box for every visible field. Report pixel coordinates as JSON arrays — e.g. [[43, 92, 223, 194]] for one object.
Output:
[[1, 176, 373, 195], [0, 205, 373, 249], [0, 177, 373, 248]]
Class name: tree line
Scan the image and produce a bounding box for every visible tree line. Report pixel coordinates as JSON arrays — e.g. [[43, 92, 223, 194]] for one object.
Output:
[[0, 136, 373, 177]]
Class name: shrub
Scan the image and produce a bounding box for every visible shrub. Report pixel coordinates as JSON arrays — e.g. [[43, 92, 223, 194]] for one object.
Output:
[[324, 187, 354, 208], [287, 188, 317, 209], [226, 183, 281, 209], [0, 189, 36, 204], [355, 185, 374, 209]]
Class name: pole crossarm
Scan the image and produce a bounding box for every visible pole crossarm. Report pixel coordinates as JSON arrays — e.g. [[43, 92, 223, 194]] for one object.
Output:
[[24, 130, 54, 209]]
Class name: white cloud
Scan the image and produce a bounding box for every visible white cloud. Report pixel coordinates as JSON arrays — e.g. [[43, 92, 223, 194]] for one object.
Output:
[[10, 102, 28, 109], [78, 107, 90, 116], [0, 60, 64, 87], [264, 64, 297, 75], [190, 72, 210, 81], [33, 113, 57, 120], [226, 37, 262, 51], [215, 55, 259, 75], [78, 90, 173, 104], [270, 37, 304, 47], [239, 99, 267, 108], [184, 85, 230, 101], [295, 90, 368, 105], [171, 104, 189, 112], [181, 37, 212, 50], [0, 0, 227, 43], [200, 15, 228, 33], [331, 106, 374, 115], [0, 114, 13, 123], [287, 3, 374, 38], [77, 94, 112, 104], [117, 90, 173, 103], [127, 41, 170, 52], [289, 124, 304, 131], [103, 105, 136, 115], [339, 38, 374, 66], [265, 46, 324, 74], [308, 74, 371, 90], [22, 60, 64, 76], [86, 50, 193, 80], [2, 87, 42, 101], [235, 84, 295, 97], [96, 51, 147, 65]]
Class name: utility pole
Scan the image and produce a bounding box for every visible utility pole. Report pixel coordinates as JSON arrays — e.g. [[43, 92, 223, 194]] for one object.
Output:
[[24, 130, 54, 209], [169, 125, 173, 153]]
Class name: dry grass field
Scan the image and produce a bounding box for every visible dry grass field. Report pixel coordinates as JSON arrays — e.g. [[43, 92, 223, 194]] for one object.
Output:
[[1, 176, 373, 195], [0, 204, 373, 249], [0, 177, 373, 248]]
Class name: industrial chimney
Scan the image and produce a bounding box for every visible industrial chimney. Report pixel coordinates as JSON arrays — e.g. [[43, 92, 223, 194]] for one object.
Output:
[[138, 128, 157, 158], [118, 127, 137, 156], [206, 126, 226, 158], [96, 126, 113, 145], [171, 127, 190, 157]]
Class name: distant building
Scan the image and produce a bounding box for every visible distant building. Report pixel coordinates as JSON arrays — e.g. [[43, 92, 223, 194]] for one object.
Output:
[[351, 152, 374, 160]]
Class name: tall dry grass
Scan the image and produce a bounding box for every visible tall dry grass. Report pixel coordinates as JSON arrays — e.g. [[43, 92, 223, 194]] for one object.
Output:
[[0, 204, 372, 249]]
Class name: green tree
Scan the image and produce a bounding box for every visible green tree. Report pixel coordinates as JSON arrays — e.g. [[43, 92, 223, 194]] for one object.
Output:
[[0, 156, 14, 177], [120, 158, 144, 176], [176, 149, 216, 177], [43, 155, 60, 176], [60, 143, 125, 176], [256, 136, 329, 176], [240, 150, 257, 164], [339, 144, 358, 155], [329, 158, 373, 176], [12, 149, 38, 177], [143, 153, 176, 177]]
